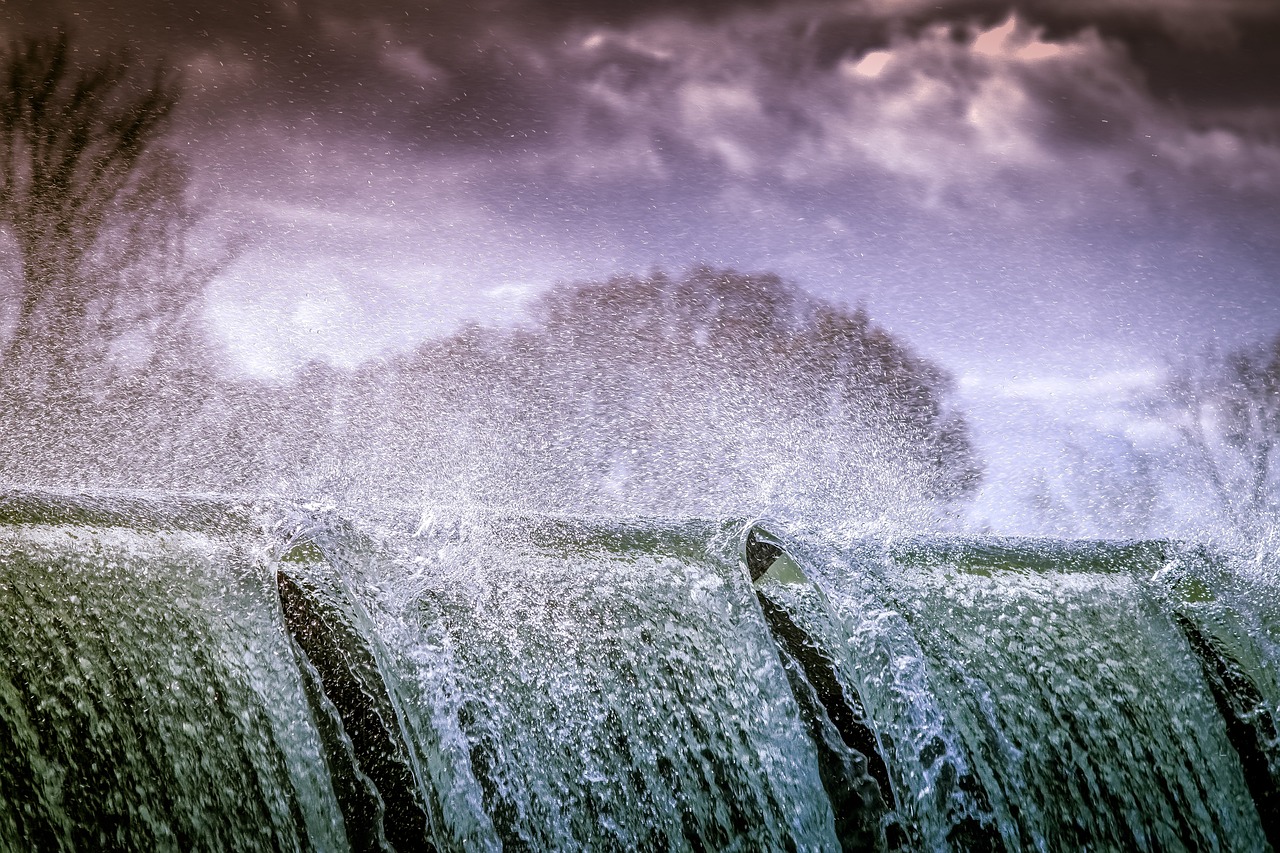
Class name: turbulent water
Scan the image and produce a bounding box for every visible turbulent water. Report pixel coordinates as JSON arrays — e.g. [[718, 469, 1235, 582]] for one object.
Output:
[[1, 487, 1277, 851]]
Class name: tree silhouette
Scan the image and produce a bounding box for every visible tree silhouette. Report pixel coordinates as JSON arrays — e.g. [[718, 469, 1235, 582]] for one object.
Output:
[[326, 268, 983, 521], [0, 32, 204, 378], [1164, 334, 1280, 539]]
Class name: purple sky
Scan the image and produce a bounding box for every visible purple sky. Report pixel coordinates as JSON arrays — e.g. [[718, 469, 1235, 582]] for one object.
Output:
[[5, 0, 1279, 383]]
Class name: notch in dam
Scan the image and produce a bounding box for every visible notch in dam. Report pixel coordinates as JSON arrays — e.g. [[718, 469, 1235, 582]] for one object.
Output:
[[743, 525, 904, 850], [276, 553, 434, 853]]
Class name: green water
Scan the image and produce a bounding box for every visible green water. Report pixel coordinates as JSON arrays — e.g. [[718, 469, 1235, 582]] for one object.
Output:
[[0, 490, 1277, 851], [0, 523, 345, 851], [892, 564, 1265, 849]]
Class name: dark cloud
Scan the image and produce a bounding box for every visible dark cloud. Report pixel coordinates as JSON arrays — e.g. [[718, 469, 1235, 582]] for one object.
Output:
[[2, 0, 1277, 379], [9, 0, 1277, 153]]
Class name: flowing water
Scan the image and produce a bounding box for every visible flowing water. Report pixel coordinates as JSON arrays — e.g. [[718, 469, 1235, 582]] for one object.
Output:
[[1, 488, 1277, 851]]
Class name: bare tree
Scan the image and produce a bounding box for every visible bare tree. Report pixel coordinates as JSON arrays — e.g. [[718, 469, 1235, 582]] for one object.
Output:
[[1164, 334, 1280, 538], [0, 31, 207, 378], [327, 268, 983, 520]]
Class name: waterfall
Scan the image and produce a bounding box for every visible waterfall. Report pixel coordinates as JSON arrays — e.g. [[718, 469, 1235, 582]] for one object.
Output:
[[1, 488, 1276, 851]]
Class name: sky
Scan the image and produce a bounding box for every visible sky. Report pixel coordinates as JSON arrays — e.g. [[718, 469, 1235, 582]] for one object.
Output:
[[4, 0, 1280, 386]]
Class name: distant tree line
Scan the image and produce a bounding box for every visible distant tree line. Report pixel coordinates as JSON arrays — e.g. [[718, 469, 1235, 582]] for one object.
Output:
[[310, 268, 983, 521], [0, 32, 987, 524], [4, 266, 981, 525], [0, 32, 219, 386], [991, 333, 1280, 546], [1159, 336, 1280, 541]]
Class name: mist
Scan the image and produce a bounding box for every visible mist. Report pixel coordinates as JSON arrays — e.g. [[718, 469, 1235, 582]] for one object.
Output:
[[4, 6, 1280, 848], [1, 0, 1278, 545]]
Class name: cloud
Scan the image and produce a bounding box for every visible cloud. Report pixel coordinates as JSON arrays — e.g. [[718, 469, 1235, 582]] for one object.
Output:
[[184, 47, 260, 89], [973, 367, 1165, 402], [501, 6, 1280, 221], [12, 0, 1275, 379], [1156, 127, 1280, 194], [785, 17, 1070, 199], [17, 0, 1275, 201], [1026, 0, 1280, 45]]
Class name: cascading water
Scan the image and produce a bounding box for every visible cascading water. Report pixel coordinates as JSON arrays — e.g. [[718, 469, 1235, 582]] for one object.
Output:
[[1, 487, 1277, 851], [768, 532, 1280, 851], [0, 492, 347, 851]]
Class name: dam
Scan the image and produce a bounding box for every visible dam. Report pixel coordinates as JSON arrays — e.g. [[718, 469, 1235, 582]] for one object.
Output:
[[1, 487, 1276, 851]]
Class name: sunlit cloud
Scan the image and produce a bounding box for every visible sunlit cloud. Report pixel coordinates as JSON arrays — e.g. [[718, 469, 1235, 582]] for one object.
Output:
[[9, 0, 1273, 380], [986, 368, 1166, 401], [513, 7, 1280, 225], [185, 48, 260, 89]]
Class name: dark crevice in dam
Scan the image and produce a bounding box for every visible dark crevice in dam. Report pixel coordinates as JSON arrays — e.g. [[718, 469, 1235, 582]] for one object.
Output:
[[1174, 612, 1280, 848], [745, 527, 905, 850], [744, 528, 785, 584], [276, 569, 435, 853], [5, 490, 1279, 851], [746, 527, 1006, 852], [759, 593, 899, 850]]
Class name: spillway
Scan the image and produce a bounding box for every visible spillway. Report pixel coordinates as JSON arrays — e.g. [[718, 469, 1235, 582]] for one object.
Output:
[[1, 488, 1276, 850]]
